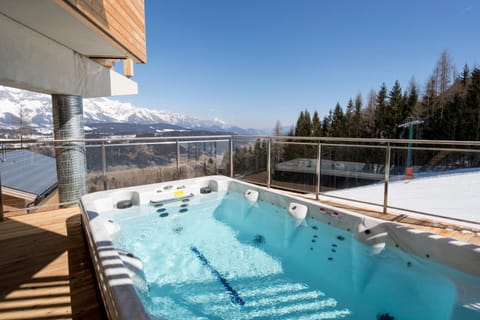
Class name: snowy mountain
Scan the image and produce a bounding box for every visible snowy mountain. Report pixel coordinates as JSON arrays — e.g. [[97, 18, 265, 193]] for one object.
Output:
[[0, 85, 264, 135]]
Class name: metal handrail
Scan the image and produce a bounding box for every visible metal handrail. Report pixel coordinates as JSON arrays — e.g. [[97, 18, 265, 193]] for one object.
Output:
[[3, 135, 480, 146], [2, 135, 480, 225], [391, 145, 480, 153], [236, 135, 480, 146]]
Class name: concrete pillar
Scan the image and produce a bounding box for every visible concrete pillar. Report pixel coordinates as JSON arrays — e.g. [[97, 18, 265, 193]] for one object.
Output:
[[52, 95, 87, 203]]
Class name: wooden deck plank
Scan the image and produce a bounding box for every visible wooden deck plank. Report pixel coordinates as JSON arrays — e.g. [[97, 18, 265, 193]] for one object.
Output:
[[0, 207, 105, 320]]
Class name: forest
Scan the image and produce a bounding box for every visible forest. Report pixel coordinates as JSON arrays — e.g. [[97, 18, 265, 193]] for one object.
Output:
[[286, 51, 480, 142]]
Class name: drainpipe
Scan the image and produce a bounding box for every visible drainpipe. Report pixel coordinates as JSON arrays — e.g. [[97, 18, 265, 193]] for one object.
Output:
[[52, 95, 87, 203]]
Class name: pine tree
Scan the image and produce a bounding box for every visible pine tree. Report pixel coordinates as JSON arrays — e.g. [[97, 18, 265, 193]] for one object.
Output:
[[362, 89, 377, 138], [283, 127, 298, 160], [442, 94, 462, 140], [295, 110, 305, 136], [322, 110, 334, 137], [388, 80, 404, 138], [407, 79, 419, 117], [423, 75, 438, 118], [418, 75, 438, 140], [304, 110, 312, 136], [461, 64, 470, 87], [375, 83, 388, 138], [312, 111, 322, 137], [345, 98, 354, 137], [295, 109, 312, 137], [253, 139, 267, 171], [273, 120, 282, 136], [332, 103, 346, 137], [353, 94, 363, 137], [286, 52, 477, 142], [465, 67, 480, 140], [272, 120, 284, 162]]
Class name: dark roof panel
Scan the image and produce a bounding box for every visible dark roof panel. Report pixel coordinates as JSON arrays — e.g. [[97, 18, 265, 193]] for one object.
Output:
[[0, 150, 57, 197]]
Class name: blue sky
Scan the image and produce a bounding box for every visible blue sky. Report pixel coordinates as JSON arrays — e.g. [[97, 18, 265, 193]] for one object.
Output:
[[118, 0, 480, 130]]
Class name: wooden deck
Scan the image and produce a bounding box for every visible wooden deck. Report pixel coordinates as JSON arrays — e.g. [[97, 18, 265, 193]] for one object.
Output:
[[0, 207, 105, 320]]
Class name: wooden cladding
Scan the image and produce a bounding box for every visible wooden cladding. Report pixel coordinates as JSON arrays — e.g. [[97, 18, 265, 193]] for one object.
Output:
[[58, 0, 146, 63], [123, 58, 134, 78]]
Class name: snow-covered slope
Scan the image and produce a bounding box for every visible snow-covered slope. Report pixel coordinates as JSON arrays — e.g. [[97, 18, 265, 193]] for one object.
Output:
[[324, 169, 480, 226], [0, 86, 52, 128], [0, 85, 263, 134]]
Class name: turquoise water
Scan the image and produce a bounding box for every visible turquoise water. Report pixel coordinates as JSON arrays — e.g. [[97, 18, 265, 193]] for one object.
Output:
[[109, 190, 480, 320]]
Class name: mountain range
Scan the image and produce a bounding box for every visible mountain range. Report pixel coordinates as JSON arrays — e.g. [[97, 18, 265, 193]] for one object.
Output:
[[0, 85, 265, 136]]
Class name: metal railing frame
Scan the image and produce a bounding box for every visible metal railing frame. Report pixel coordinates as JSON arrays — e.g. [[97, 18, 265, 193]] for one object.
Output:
[[383, 143, 391, 214], [1, 135, 480, 224], [315, 143, 321, 200]]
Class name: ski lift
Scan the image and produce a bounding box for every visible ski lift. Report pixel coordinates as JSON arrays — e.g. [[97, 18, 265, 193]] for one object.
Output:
[[398, 118, 424, 178]]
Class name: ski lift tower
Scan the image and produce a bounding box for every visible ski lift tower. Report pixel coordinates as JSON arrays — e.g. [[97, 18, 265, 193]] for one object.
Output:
[[398, 118, 424, 178]]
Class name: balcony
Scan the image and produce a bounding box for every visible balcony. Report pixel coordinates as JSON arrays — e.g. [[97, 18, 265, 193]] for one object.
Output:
[[1, 135, 480, 318], [2, 135, 480, 223]]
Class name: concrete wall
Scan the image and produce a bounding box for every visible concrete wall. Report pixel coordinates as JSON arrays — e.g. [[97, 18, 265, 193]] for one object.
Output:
[[0, 13, 137, 97]]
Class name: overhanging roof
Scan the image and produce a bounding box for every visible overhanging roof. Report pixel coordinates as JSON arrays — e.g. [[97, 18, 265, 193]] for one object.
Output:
[[0, 0, 146, 63], [0, 150, 57, 201], [0, 0, 145, 97]]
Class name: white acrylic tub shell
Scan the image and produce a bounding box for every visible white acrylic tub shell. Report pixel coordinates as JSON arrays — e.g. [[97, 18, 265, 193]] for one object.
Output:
[[80, 175, 480, 320]]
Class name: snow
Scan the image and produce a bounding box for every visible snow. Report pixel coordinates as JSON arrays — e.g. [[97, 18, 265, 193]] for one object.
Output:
[[325, 169, 480, 226], [0, 99, 19, 117], [155, 128, 187, 133], [0, 85, 258, 133]]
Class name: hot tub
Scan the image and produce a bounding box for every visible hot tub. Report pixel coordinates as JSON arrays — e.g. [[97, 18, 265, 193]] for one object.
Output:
[[81, 176, 480, 320]]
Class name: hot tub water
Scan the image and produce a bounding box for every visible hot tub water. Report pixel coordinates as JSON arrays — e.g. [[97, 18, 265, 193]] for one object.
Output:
[[103, 189, 479, 320]]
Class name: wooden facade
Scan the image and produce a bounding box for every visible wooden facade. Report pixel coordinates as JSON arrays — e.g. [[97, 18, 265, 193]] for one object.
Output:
[[57, 0, 146, 63]]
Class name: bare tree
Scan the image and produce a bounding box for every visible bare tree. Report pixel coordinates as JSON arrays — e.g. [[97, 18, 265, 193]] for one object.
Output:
[[439, 50, 453, 95], [433, 50, 454, 118]]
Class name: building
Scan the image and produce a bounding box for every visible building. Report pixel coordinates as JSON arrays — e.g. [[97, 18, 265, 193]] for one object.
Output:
[[0, 0, 147, 206], [0, 150, 57, 210]]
